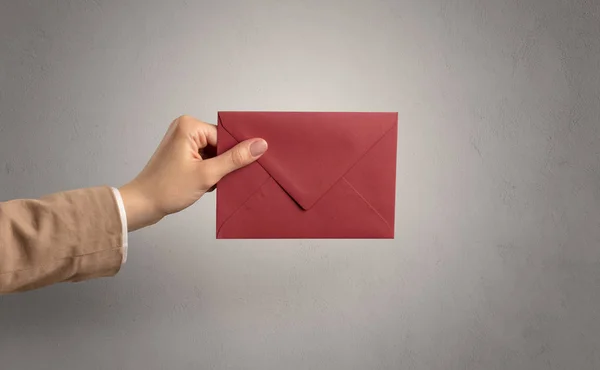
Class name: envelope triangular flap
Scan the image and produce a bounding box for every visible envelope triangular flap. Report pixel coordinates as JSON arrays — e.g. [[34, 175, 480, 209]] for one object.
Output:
[[218, 112, 397, 210]]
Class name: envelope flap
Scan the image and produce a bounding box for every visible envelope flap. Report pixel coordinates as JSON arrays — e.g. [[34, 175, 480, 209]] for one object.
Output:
[[218, 112, 397, 210]]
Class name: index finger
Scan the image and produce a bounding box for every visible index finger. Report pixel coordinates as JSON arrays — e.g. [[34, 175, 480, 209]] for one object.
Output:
[[200, 121, 218, 148]]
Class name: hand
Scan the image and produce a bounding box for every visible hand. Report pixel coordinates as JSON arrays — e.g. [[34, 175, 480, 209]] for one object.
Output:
[[118, 115, 268, 231]]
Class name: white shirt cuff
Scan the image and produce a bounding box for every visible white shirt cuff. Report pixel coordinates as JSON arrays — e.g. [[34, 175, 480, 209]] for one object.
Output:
[[110, 187, 129, 265]]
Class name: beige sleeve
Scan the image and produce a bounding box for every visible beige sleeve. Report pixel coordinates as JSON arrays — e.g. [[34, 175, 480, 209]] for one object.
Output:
[[0, 186, 125, 294]]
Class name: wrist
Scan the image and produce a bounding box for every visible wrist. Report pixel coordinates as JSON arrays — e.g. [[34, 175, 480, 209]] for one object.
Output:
[[118, 180, 164, 231]]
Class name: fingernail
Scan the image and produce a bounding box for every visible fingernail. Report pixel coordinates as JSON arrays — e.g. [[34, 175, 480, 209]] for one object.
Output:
[[250, 139, 268, 157]]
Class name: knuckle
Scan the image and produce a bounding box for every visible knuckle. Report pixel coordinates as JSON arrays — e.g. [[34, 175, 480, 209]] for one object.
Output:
[[175, 115, 195, 132], [230, 147, 248, 168], [177, 114, 192, 123]]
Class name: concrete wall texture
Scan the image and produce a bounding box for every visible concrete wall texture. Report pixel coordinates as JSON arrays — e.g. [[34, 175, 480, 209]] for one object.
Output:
[[1, 0, 599, 369]]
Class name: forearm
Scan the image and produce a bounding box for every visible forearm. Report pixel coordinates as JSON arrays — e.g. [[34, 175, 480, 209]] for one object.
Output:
[[0, 186, 125, 294], [118, 180, 164, 232]]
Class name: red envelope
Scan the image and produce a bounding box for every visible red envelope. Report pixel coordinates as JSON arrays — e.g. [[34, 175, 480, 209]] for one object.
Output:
[[216, 112, 397, 239]]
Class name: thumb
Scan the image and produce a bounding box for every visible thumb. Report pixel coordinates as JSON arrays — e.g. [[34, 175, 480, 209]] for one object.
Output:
[[206, 138, 268, 181]]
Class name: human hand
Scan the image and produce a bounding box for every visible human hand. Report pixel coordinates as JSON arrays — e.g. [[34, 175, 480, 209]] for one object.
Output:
[[118, 115, 268, 231]]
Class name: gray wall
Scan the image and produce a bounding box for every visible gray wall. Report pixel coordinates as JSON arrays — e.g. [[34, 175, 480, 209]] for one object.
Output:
[[1, 0, 599, 369]]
